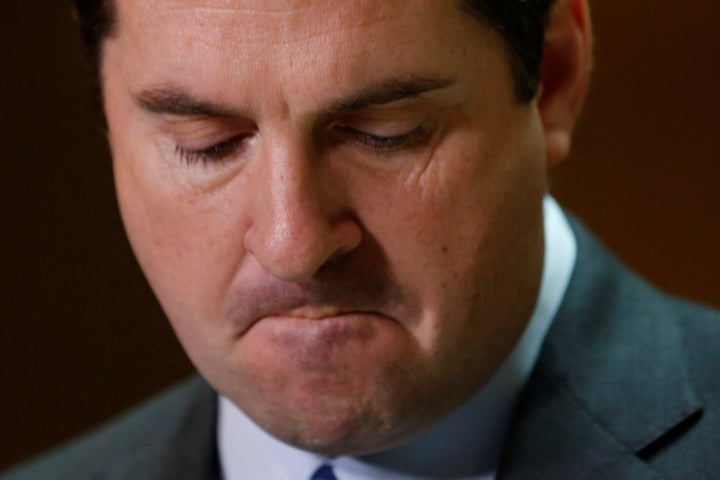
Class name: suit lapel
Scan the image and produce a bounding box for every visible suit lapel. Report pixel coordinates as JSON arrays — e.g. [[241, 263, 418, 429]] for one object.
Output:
[[499, 370, 662, 479], [499, 219, 702, 479]]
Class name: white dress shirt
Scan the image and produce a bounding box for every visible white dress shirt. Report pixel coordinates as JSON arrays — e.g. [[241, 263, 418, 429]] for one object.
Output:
[[218, 195, 577, 480]]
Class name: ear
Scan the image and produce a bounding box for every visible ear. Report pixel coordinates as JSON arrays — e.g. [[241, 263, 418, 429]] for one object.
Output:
[[537, 0, 592, 166]]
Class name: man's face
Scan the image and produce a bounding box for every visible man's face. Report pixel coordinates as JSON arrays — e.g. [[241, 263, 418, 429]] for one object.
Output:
[[103, 0, 548, 455]]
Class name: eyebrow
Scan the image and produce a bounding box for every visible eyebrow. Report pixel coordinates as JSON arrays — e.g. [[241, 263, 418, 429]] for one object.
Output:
[[135, 88, 242, 117], [327, 75, 456, 112], [134, 74, 456, 118]]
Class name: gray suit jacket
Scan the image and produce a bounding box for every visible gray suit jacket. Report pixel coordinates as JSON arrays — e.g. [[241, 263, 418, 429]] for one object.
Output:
[[3, 220, 719, 479]]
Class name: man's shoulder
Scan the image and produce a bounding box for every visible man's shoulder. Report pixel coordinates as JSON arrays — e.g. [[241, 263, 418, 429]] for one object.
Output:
[[560, 216, 720, 402], [571, 216, 720, 361], [563, 214, 720, 340], [669, 292, 720, 342], [502, 217, 720, 479], [1, 376, 217, 480]]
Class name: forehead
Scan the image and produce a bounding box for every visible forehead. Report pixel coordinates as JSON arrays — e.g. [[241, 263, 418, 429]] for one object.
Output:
[[109, 0, 486, 68], [106, 0, 507, 115], [114, 0, 461, 45]]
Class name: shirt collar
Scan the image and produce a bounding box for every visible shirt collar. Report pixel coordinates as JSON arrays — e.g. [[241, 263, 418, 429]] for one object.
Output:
[[218, 195, 576, 480]]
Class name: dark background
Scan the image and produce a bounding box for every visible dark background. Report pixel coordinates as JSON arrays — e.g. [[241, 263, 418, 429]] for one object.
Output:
[[2, 1, 718, 471]]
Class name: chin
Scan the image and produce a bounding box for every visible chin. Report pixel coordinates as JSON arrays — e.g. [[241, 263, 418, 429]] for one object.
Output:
[[264, 396, 426, 456], [224, 359, 457, 456]]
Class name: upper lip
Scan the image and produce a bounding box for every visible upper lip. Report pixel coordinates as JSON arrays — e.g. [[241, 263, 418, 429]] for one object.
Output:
[[273, 305, 352, 320]]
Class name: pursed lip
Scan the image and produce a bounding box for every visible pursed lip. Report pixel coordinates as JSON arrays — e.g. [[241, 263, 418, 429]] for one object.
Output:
[[276, 305, 348, 320], [258, 307, 386, 330], [252, 310, 388, 353], [224, 269, 407, 338], [234, 305, 382, 338]]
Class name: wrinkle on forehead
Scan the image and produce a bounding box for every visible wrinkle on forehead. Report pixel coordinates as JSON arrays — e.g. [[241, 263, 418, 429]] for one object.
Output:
[[109, 0, 454, 97], [107, 0, 485, 121], [120, 0, 420, 47]]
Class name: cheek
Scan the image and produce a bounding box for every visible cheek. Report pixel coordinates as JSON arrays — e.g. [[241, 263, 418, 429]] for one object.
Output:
[[112, 139, 248, 342], [353, 117, 546, 336], [104, 65, 249, 326]]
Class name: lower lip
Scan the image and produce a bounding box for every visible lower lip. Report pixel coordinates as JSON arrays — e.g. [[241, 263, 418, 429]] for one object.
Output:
[[262, 313, 379, 341], [247, 313, 387, 366]]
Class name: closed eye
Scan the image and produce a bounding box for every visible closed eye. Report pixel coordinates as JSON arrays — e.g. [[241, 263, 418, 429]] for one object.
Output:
[[173, 122, 431, 165], [336, 124, 430, 153], [175, 136, 245, 166]]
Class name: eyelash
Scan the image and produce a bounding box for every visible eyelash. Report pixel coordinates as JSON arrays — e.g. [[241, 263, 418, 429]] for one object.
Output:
[[340, 124, 430, 153], [175, 137, 242, 166], [174, 124, 430, 166]]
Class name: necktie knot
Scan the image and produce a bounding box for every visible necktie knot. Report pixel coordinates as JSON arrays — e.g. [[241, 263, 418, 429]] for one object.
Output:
[[310, 463, 338, 480]]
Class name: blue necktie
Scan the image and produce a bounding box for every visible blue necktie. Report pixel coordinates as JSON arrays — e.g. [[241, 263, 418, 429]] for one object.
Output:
[[310, 464, 338, 480]]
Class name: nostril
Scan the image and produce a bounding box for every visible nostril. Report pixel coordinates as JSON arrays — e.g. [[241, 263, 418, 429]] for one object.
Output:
[[328, 218, 363, 258], [244, 213, 363, 283]]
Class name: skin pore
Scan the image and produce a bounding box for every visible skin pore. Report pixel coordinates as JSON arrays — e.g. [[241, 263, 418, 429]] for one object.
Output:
[[101, 0, 589, 456]]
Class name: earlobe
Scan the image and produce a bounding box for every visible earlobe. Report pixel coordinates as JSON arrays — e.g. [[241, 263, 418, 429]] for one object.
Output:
[[537, 0, 592, 166]]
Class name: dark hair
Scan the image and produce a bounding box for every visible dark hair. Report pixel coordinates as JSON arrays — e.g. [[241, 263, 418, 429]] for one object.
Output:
[[463, 0, 556, 102], [74, 0, 554, 107], [74, 0, 116, 123]]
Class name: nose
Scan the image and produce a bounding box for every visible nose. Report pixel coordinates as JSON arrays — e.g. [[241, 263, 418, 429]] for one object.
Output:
[[243, 141, 362, 283]]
